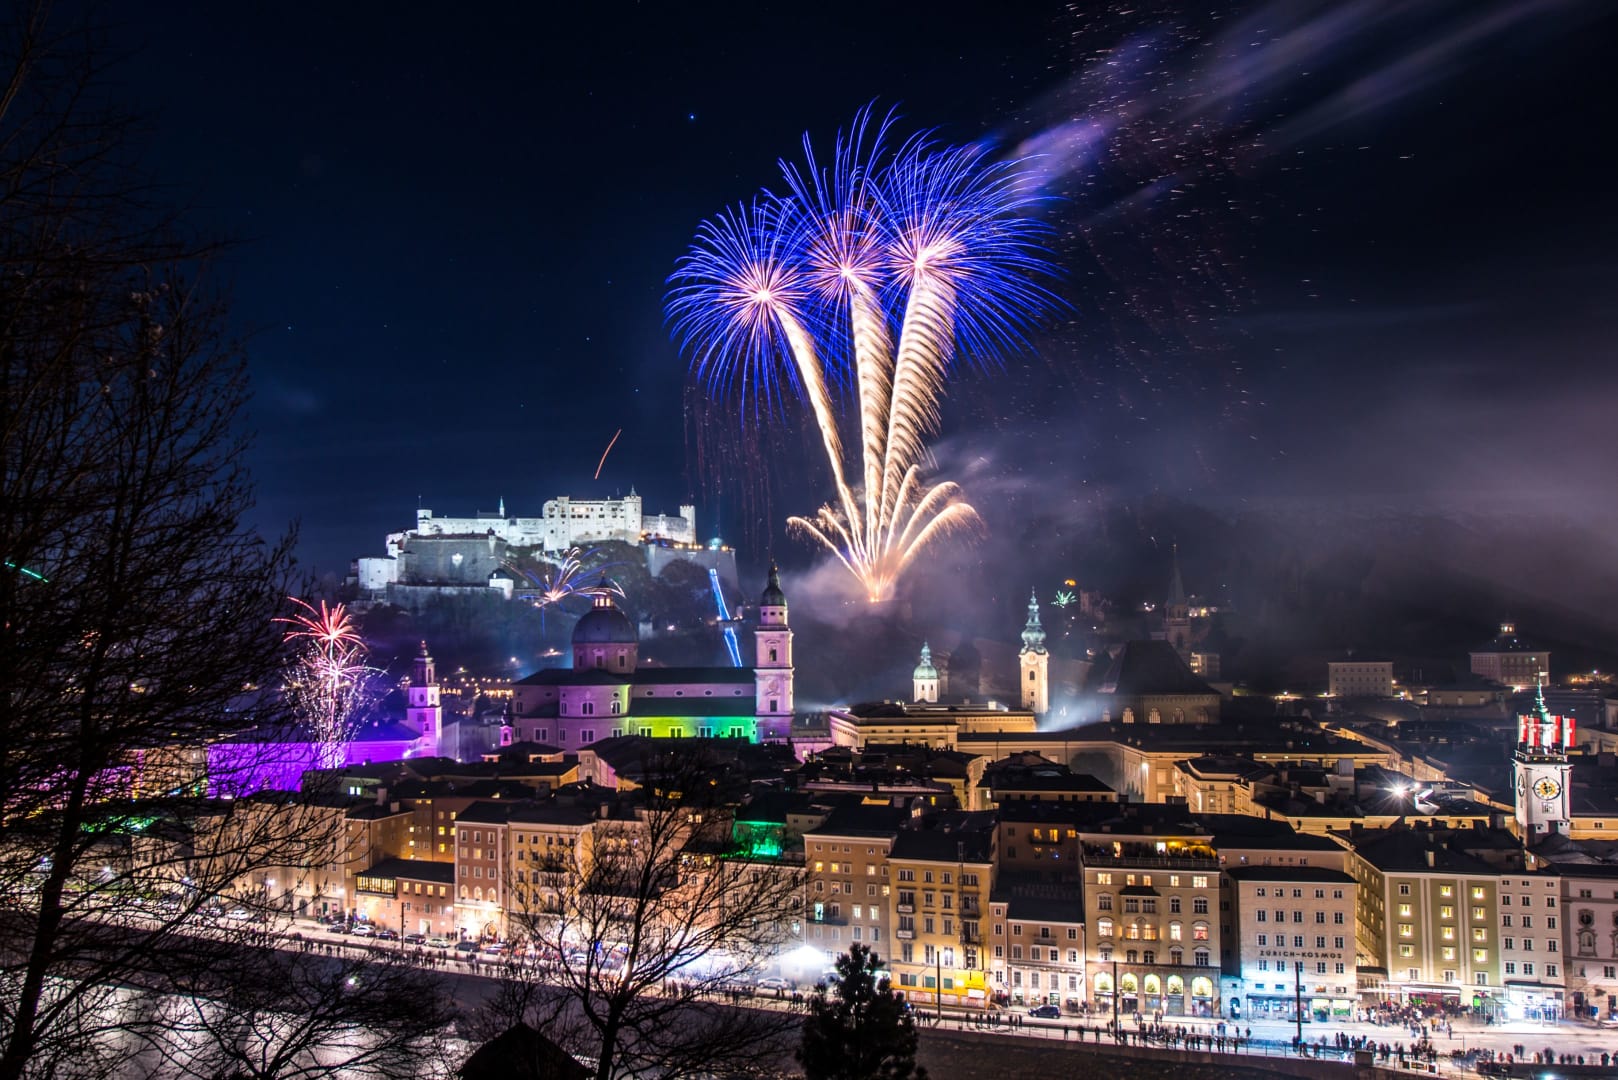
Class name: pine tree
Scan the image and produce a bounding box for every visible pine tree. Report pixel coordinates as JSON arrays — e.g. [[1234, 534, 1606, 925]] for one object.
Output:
[[799, 945, 927, 1080]]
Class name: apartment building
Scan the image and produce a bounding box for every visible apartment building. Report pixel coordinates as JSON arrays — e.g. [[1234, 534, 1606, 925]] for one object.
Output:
[[1080, 815, 1224, 1017], [803, 803, 908, 964], [1343, 827, 1507, 1013], [1225, 866, 1357, 1021], [988, 886, 1085, 1008], [887, 815, 995, 1008], [1553, 863, 1618, 1020], [455, 801, 513, 939]]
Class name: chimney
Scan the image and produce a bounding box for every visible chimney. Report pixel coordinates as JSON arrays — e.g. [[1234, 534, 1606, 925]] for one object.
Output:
[[375, 786, 387, 806], [1425, 849, 1435, 869]]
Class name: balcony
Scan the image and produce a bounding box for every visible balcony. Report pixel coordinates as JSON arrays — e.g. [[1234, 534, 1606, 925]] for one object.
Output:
[[960, 931, 981, 945], [895, 929, 915, 940], [1083, 852, 1219, 870], [896, 903, 914, 914]]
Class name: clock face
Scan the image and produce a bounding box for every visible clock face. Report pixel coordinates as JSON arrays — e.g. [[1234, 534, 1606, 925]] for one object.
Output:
[[1533, 777, 1562, 800]]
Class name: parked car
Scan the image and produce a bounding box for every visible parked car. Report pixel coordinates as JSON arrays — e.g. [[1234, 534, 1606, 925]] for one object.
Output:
[[328, 923, 351, 935], [425, 937, 452, 949], [403, 934, 428, 946], [454, 941, 479, 954], [482, 941, 507, 955], [1028, 1004, 1061, 1019], [756, 977, 790, 991], [225, 908, 251, 921], [374, 929, 398, 941], [349, 923, 376, 938]]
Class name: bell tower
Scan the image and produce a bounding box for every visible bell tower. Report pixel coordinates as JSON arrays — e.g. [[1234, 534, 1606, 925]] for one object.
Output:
[[1018, 590, 1049, 716], [1514, 680, 1573, 842], [754, 565, 794, 742], [407, 640, 442, 759]]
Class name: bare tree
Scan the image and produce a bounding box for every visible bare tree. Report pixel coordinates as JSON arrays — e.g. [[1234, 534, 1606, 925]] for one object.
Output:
[[482, 749, 804, 1080], [136, 939, 458, 1080], [0, 8, 374, 1077]]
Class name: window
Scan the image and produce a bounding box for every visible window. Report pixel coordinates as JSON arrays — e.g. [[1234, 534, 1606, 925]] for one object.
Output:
[[1399, 884, 1411, 896], [1257, 910, 1267, 923], [1193, 897, 1209, 915]]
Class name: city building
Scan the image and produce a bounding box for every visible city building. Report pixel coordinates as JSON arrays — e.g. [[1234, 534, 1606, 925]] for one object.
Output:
[[1470, 622, 1551, 690], [1079, 810, 1224, 1017], [989, 885, 1086, 1009], [1085, 640, 1222, 726], [803, 803, 908, 966], [1225, 866, 1358, 1022], [887, 815, 995, 1009], [1328, 657, 1395, 699], [1342, 825, 1509, 1014]]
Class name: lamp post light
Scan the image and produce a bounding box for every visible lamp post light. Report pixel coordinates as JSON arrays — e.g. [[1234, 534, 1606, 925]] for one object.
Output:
[[1294, 961, 1304, 1050]]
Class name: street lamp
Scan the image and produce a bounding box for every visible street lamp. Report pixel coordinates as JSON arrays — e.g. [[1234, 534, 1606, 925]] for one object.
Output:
[[1294, 961, 1304, 1049]]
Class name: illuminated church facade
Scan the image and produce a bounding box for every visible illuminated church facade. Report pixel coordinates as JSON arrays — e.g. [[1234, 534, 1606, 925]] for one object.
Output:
[[507, 566, 796, 750]]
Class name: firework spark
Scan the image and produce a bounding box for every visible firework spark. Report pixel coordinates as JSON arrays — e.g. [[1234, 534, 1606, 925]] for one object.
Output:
[[276, 598, 375, 766], [668, 108, 1056, 601], [507, 548, 625, 613]]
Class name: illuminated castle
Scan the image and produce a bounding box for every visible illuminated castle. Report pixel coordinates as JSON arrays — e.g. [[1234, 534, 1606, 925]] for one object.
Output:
[[506, 566, 796, 751]]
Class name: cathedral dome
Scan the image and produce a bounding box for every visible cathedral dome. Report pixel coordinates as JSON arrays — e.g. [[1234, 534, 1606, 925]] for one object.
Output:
[[913, 642, 938, 680], [572, 596, 636, 645]]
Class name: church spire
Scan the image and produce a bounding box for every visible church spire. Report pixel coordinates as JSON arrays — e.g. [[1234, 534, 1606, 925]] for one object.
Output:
[[1169, 543, 1187, 609], [1020, 589, 1047, 656]]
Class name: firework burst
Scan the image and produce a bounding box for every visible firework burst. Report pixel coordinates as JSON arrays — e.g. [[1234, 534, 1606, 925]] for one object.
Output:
[[669, 108, 1057, 601], [504, 548, 625, 623], [276, 598, 376, 766]]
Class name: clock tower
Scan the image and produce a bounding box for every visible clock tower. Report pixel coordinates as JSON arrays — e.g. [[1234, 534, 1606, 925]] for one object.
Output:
[[1514, 681, 1573, 842], [754, 565, 794, 743]]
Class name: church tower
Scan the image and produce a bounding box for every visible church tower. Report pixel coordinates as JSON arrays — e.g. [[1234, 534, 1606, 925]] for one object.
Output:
[[407, 640, 442, 758], [754, 565, 794, 742], [1019, 589, 1049, 716], [913, 642, 940, 704], [1514, 680, 1573, 842], [1163, 543, 1191, 655]]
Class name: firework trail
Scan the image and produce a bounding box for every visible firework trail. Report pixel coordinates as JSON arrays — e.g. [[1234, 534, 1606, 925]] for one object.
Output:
[[668, 107, 1056, 602], [595, 428, 622, 480], [276, 598, 376, 767]]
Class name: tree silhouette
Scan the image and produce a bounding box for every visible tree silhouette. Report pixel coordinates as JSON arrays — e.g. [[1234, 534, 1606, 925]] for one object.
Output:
[[799, 945, 927, 1080]]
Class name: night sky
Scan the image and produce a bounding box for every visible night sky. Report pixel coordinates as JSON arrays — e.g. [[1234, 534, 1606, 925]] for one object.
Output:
[[115, 2, 1618, 601]]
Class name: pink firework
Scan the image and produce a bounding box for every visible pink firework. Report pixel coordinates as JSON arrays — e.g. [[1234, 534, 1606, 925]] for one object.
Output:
[[277, 597, 373, 760]]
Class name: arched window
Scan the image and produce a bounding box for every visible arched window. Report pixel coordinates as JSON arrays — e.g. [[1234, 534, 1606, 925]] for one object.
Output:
[[473, 887, 483, 902], [610, 700, 620, 715], [581, 701, 594, 716], [1028, 671, 1035, 682], [1168, 921, 1182, 941], [1193, 921, 1209, 941], [1143, 950, 1155, 965], [459, 886, 468, 900], [1193, 949, 1210, 967], [769, 648, 777, 662], [1169, 947, 1183, 966], [1096, 918, 1113, 937]]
